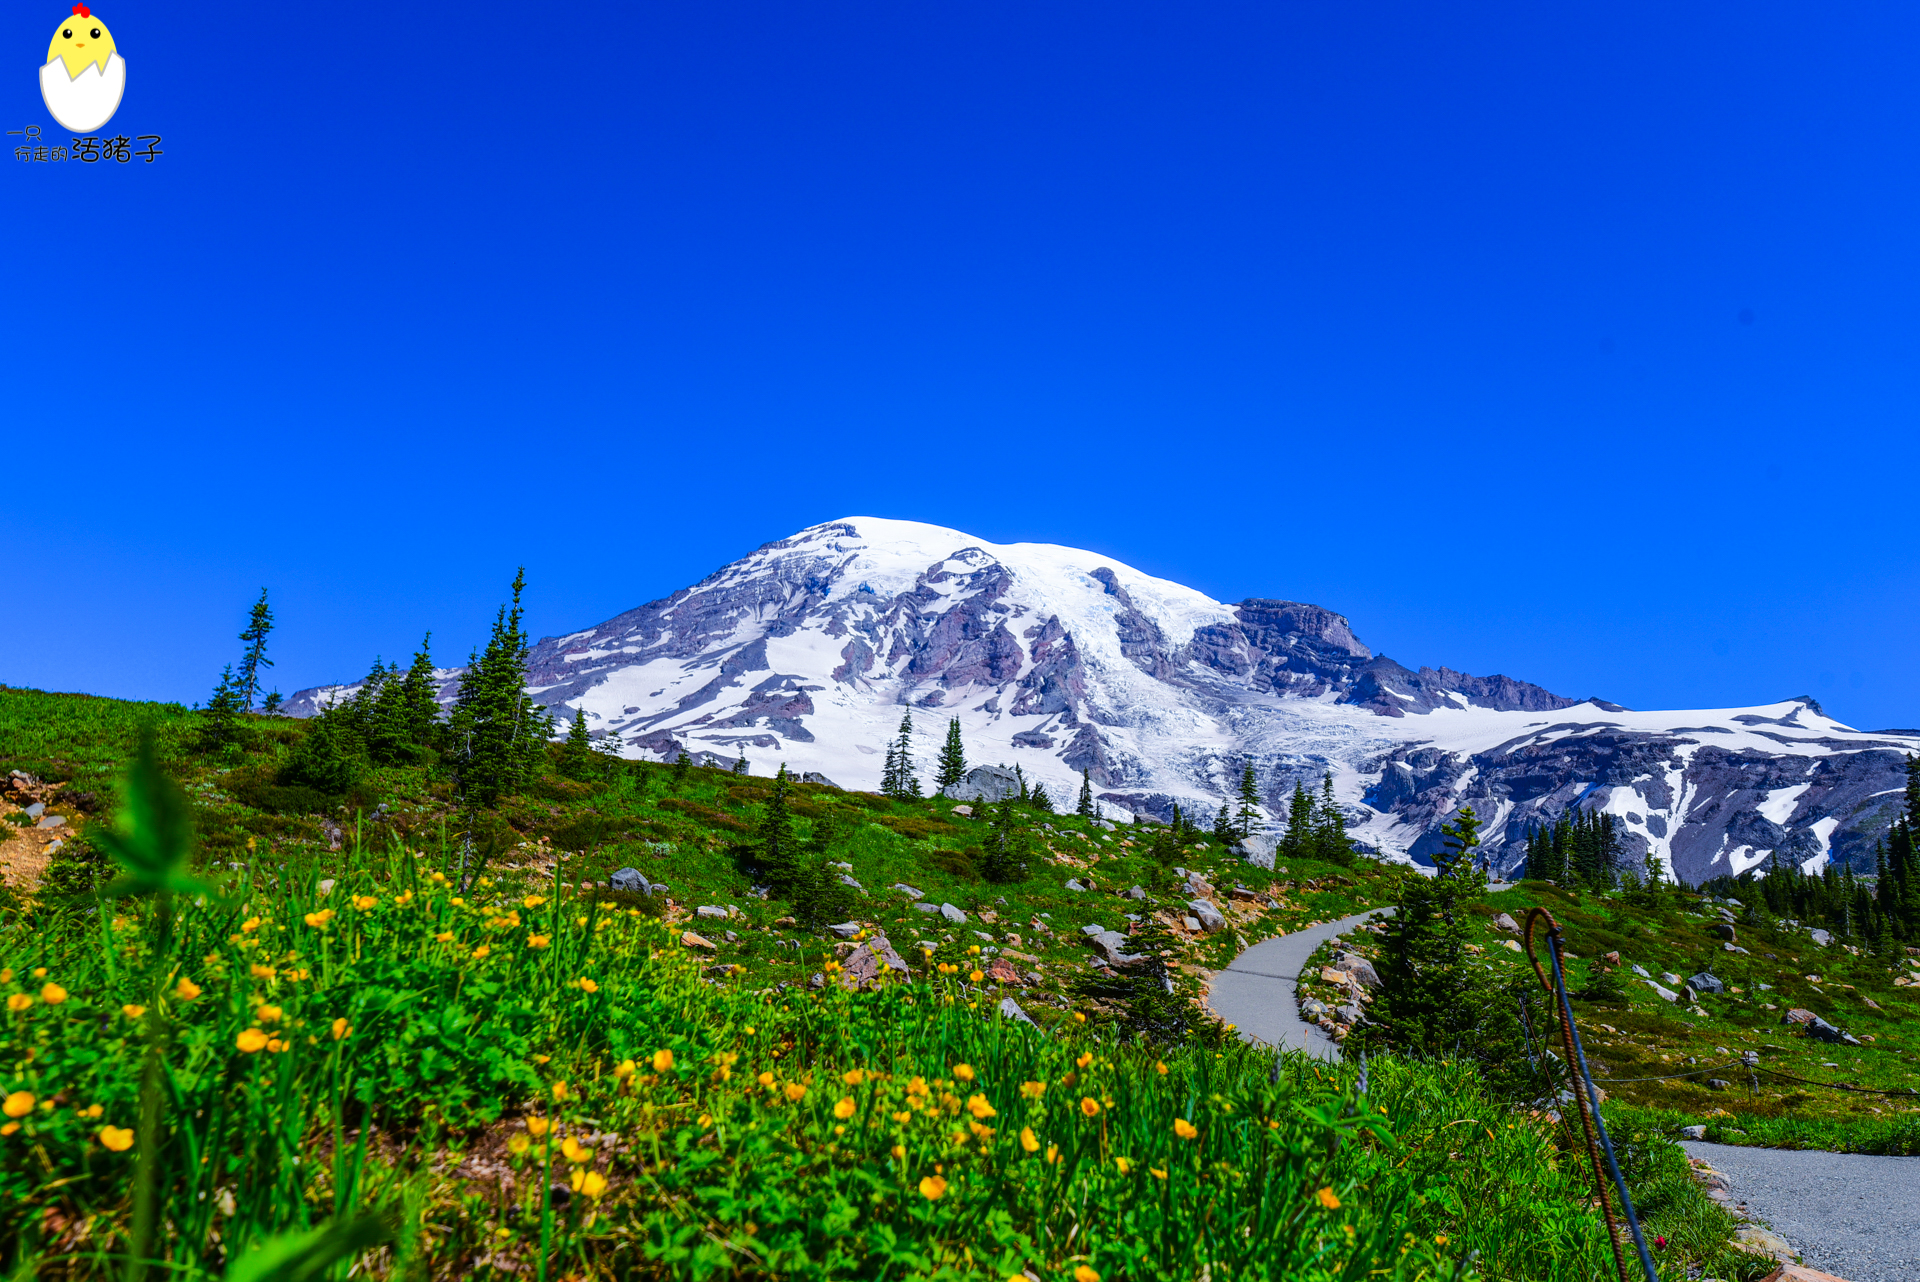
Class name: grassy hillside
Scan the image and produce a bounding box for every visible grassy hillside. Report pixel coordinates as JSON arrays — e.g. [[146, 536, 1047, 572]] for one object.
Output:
[[0, 686, 1763, 1280]]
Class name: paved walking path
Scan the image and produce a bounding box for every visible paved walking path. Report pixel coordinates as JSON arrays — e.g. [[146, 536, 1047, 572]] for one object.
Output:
[[1680, 1140, 1920, 1282], [1204, 909, 1392, 1062]]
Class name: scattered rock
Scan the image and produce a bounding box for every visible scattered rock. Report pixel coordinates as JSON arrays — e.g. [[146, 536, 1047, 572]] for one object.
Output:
[[939, 903, 967, 924], [1064, 879, 1088, 893], [1645, 980, 1679, 1003], [841, 935, 909, 986], [1757, 1266, 1852, 1282], [1711, 923, 1738, 942], [808, 971, 825, 989], [951, 805, 973, 817], [1631, 963, 1651, 977], [682, 931, 717, 950], [1490, 912, 1520, 933], [827, 921, 862, 939], [914, 902, 943, 914], [1687, 972, 1726, 995], [1660, 971, 1684, 986], [986, 958, 1022, 985], [610, 867, 651, 893], [1706, 1079, 1731, 1091], [1187, 900, 1226, 932], [1333, 953, 1382, 988], [24, 802, 45, 820], [697, 905, 730, 920], [1181, 916, 1202, 932], [1803, 1015, 1861, 1046], [1602, 950, 1621, 965], [1125, 885, 1147, 900], [36, 815, 66, 830], [1730, 1227, 1796, 1264], [1783, 1007, 1817, 1025], [1809, 929, 1832, 947], [997, 996, 1037, 1027], [317, 878, 336, 897], [838, 875, 863, 889], [940, 765, 1022, 804], [893, 883, 926, 900], [1679, 1124, 1707, 1139]]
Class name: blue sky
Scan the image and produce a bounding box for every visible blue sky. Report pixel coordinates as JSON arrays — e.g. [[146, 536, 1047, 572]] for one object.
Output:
[[7, 1, 1920, 727]]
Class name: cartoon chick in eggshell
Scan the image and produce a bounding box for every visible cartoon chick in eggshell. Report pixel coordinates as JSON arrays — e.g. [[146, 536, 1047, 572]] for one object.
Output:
[[41, 4, 124, 133]]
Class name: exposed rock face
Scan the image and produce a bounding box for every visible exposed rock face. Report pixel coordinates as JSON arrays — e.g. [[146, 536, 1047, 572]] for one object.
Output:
[[286, 517, 1920, 885]]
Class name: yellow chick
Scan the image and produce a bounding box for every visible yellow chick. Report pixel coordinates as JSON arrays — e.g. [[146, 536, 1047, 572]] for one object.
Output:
[[41, 4, 125, 133], [48, 5, 116, 79]]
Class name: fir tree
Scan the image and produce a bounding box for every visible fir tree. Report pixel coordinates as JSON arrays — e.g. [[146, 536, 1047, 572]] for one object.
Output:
[[202, 665, 246, 748], [1211, 802, 1236, 848], [1312, 772, 1353, 866], [936, 718, 968, 791], [236, 589, 274, 712], [260, 691, 283, 716], [883, 713, 920, 797], [593, 726, 625, 766], [671, 749, 691, 792], [756, 765, 802, 893], [394, 634, 441, 751], [981, 792, 1029, 883], [1029, 781, 1054, 813], [560, 708, 594, 780], [1374, 807, 1484, 1054], [283, 699, 367, 793], [1278, 782, 1314, 862], [733, 752, 749, 775], [447, 569, 543, 807], [1070, 910, 1213, 1047], [1236, 762, 1261, 839], [1076, 769, 1095, 818], [1014, 764, 1028, 803]]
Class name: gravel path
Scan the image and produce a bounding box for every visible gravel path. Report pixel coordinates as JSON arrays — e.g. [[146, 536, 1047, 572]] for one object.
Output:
[[1680, 1140, 1920, 1282], [1204, 909, 1391, 1062]]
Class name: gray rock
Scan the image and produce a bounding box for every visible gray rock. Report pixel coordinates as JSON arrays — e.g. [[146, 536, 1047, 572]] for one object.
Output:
[[1080, 923, 1106, 936], [893, 883, 926, 900], [1660, 971, 1684, 986], [1645, 980, 1679, 1003], [913, 902, 943, 914], [610, 866, 650, 893], [1707, 1079, 1731, 1091], [1333, 952, 1382, 988], [998, 996, 1038, 1027], [1805, 1016, 1861, 1046], [1187, 900, 1226, 932], [1631, 963, 1651, 977], [1723, 943, 1750, 954], [841, 934, 909, 985], [1093, 819, 1116, 831], [1335, 1003, 1366, 1025], [838, 875, 863, 889], [939, 903, 967, 924], [941, 765, 1023, 803], [827, 921, 862, 939], [317, 878, 336, 897], [697, 905, 730, 920], [1087, 929, 1147, 966], [1126, 885, 1147, 900], [1490, 912, 1520, 933], [951, 805, 973, 817], [1234, 832, 1279, 868], [36, 815, 66, 829], [1301, 998, 1329, 1017], [1809, 928, 1832, 947], [24, 802, 44, 819], [1710, 923, 1738, 942], [1065, 879, 1088, 893], [1686, 972, 1726, 995], [1679, 1124, 1707, 1139], [1181, 916, 1202, 931], [799, 771, 840, 788]]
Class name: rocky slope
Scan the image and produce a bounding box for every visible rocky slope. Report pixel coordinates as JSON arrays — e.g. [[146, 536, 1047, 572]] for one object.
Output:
[[288, 517, 1919, 883]]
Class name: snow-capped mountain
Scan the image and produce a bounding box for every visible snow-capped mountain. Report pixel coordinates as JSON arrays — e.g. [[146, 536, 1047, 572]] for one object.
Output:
[[288, 517, 1919, 883]]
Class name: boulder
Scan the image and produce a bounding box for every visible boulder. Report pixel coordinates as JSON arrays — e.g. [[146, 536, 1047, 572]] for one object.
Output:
[[1335, 1002, 1366, 1026], [893, 883, 925, 900], [1804, 1016, 1861, 1046], [697, 905, 730, 920], [24, 802, 44, 819], [951, 805, 973, 817], [1631, 963, 1650, 977], [681, 931, 717, 950], [986, 958, 1023, 985], [1126, 885, 1147, 900], [941, 766, 1022, 803], [1088, 930, 1147, 966], [827, 921, 861, 939], [1782, 1007, 1817, 1025], [36, 815, 65, 829], [1187, 900, 1226, 932], [1234, 832, 1279, 868], [1660, 971, 1683, 986], [1678, 1124, 1707, 1139], [1181, 916, 1203, 932], [838, 875, 863, 889], [1731, 1227, 1795, 1264], [1645, 980, 1679, 1003], [1490, 912, 1520, 933], [1333, 952, 1382, 988], [939, 903, 967, 924], [913, 902, 942, 914], [1602, 951, 1621, 966], [798, 771, 840, 788], [1686, 972, 1726, 996], [1711, 923, 1738, 942], [998, 996, 1038, 1027], [1065, 879, 1088, 893], [610, 867, 651, 893], [841, 935, 909, 986], [1809, 928, 1832, 947]]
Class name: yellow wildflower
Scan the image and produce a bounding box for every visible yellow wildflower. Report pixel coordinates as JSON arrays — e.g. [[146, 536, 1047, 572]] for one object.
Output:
[[952, 1064, 975, 1083], [891, 1143, 905, 1159], [256, 1005, 282, 1023], [331, 1018, 351, 1040], [892, 1110, 911, 1124], [1150, 1167, 1167, 1180], [1074, 1268, 1100, 1282], [577, 978, 598, 993], [1080, 1097, 1101, 1118], [966, 1094, 996, 1120], [1115, 1156, 1131, 1174], [250, 964, 277, 981], [527, 935, 550, 949], [1154, 1061, 1168, 1075], [652, 1048, 674, 1072], [236, 1029, 269, 1053], [1019, 1126, 1040, 1153], [907, 1076, 930, 1097], [614, 1059, 637, 1080], [523, 895, 546, 909], [783, 1082, 807, 1103], [241, 917, 262, 932], [570, 1168, 608, 1197], [525, 1116, 550, 1138], [98, 1125, 135, 1151], [471, 945, 491, 960], [175, 978, 201, 1001], [1317, 1187, 1341, 1210], [122, 1004, 146, 1019], [351, 895, 378, 911], [1174, 1118, 1198, 1140], [1071, 1011, 1086, 1023], [1076, 1051, 1094, 1069], [834, 1096, 857, 1119], [507, 1134, 531, 1156], [561, 1137, 594, 1164], [304, 910, 334, 929], [5, 994, 30, 1013], [435, 932, 454, 943], [918, 1175, 947, 1200], [758, 1071, 776, 1088], [40, 983, 68, 1005], [842, 1068, 865, 1086], [1020, 1080, 1046, 1099], [552, 1081, 569, 1102], [3, 1092, 33, 1119]]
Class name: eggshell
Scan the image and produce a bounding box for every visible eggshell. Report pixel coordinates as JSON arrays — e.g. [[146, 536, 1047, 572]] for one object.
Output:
[[41, 53, 124, 134]]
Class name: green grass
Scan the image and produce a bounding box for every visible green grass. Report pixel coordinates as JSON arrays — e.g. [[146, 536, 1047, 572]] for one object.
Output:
[[0, 685, 1762, 1279]]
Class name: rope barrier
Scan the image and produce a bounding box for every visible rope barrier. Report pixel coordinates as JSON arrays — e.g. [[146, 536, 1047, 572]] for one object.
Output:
[[1524, 908, 1659, 1282]]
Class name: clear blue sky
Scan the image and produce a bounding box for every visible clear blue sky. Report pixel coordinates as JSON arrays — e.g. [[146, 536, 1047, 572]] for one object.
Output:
[[7, 1, 1919, 728]]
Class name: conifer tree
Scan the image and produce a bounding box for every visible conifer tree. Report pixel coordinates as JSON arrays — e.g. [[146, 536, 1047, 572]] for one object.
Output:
[[261, 691, 283, 715], [733, 753, 749, 775], [1076, 769, 1095, 818], [936, 718, 968, 791], [202, 665, 246, 748], [671, 749, 691, 792], [395, 634, 441, 750], [1014, 764, 1028, 803], [756, 765, 802, 892], [1236, 762, 1261, 839], [883, 713, 920, 797], [236, 589, 274, 712], [1211, 802, 1236, 847], [283, 697, 367, 793], [1312, 772, 1353, 865], [560, 708, 594, 780], [1030, 781, 1054, 812], [1278, 782, 1314, 861], [1070, 910, 1208, 1046], [593, 726, 624, 766], [447, 569, 543, 807], [1375, 807, 1485, 1054], [982, 792, 1028, 882]]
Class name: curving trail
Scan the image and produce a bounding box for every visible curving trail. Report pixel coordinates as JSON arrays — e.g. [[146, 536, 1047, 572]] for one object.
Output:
[[1204, 909, 1392, 1062], [1681, 1140, 1920, 1282]]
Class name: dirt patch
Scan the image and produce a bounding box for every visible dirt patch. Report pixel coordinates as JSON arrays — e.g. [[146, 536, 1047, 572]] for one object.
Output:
[[0, 824, 54, 891]]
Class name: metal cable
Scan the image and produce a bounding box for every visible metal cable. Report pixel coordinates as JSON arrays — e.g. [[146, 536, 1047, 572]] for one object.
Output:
[[1525, 908, 1659, 1282]]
